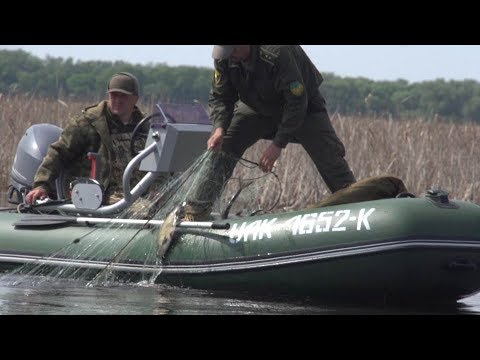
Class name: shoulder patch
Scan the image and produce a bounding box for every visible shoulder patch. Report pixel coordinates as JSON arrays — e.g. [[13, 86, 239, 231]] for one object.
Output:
[[214, 69, 222, 86], [289, 81, 305, 97]]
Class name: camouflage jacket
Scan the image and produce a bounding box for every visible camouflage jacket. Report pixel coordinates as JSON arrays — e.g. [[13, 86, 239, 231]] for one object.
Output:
[[33, 101, 153, 203], [209, 45, 325, 148]]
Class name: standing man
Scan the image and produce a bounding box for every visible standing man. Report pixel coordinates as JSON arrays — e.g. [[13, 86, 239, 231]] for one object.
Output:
[[183, 45, 356, 221], [25, 72, 168, 207]]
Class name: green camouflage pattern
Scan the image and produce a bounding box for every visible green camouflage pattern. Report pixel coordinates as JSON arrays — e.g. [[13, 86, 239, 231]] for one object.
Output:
[[33, 100, 166, 204]]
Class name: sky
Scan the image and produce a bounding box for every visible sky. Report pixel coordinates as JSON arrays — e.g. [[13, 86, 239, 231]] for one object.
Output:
[[1, 45, 480, 84]]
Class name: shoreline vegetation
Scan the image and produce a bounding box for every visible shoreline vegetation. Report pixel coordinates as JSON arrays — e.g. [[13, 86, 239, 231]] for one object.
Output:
[[1, 94, 479, 209], [2, 49, 480, 123]]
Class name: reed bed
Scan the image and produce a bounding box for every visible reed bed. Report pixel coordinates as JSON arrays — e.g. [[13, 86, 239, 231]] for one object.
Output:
[[1, 94, 479, 210]]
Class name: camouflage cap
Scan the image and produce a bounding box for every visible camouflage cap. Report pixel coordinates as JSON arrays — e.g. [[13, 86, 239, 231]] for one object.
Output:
[[212, 45, 235, 60], [107, 72, 139, 96]]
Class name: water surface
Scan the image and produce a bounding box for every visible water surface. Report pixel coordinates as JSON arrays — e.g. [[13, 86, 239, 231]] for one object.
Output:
[[0, 274, 478, 315]]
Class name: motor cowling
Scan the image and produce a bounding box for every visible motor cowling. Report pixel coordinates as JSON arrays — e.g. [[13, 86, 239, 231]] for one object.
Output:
[[8, 124, 63, 204]]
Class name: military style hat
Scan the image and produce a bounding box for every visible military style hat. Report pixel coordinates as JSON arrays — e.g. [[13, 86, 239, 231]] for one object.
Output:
[[107, 72, 139, 96], [212, 45, 235, 60]]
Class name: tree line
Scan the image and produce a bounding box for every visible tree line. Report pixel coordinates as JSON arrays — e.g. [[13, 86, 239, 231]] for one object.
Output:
[[2, 49, 480, 122]]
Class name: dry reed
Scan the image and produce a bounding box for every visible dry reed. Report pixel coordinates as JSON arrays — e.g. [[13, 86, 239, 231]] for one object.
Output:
[[1, 94, 479, 210]]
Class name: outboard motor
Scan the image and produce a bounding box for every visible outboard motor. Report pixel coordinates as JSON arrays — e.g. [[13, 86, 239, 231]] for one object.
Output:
[[8, 124, 64, 204]]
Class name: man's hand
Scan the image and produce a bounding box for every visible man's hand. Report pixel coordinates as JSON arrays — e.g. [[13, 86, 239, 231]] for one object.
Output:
[[259, 143, 282, 173], [25, 187, 48, 205], [207, 128, 225, 150]]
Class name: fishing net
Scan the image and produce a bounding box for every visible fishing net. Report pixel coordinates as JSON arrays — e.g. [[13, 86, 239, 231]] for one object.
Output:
[[2, 149, 280, 287]]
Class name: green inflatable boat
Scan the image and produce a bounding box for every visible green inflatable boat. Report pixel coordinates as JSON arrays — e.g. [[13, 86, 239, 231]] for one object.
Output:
[[2, 191, 480, 306], [3, 105, 480, 306]]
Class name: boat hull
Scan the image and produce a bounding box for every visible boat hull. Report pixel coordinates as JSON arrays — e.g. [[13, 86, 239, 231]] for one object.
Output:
[[159, 244, 480, 305], [1, 197, 480, 305]]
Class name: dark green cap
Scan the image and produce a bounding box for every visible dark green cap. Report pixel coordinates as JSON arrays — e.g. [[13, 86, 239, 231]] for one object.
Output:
[[212, 45, 234, 60], [107, 72, 139, 96]]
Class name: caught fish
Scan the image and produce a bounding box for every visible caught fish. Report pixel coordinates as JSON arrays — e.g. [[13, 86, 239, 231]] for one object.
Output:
[[156, 205, 185, 259]]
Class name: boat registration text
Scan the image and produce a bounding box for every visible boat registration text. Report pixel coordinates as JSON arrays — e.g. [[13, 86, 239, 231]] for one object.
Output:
[[228, 208, 376, 243]]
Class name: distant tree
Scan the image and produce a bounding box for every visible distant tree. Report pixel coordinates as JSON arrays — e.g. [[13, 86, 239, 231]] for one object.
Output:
[[2, 50, 480, 122]]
